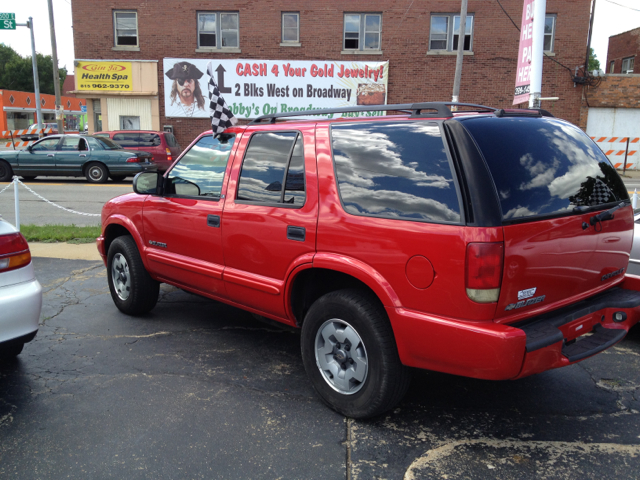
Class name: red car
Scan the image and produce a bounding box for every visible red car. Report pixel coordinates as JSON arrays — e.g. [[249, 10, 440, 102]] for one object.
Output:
[[98, 102, 640, 418], [94, 130, 181, 171]]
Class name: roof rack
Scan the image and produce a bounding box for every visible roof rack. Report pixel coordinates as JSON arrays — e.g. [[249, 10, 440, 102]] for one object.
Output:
[[494, 108, 555, 118], [248, 102, 498, 124]]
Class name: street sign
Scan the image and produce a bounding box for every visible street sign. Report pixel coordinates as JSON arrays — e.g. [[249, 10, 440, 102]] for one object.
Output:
[[81, 105, 87, 113], [0, 13, 16, 30]]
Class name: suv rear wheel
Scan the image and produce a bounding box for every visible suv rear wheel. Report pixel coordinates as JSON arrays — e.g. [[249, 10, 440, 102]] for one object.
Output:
[[0, 160, 13, 182], [301, 289, 411, 418], [107, 236, 159, 315]]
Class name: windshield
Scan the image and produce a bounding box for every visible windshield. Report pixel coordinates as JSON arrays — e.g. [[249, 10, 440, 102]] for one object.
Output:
[[89, 136, 123, 150], [460, 116, 629, 221]]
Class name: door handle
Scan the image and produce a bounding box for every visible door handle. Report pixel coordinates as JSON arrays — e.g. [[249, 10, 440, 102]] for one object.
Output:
[[79, 154, 86, 157], [287, 226, 306, 242], [207, 214, 220, 228], [47, 154, 55, 157]]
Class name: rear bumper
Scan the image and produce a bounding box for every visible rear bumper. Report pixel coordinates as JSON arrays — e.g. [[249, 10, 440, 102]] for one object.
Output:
[[0, 277, 42, 345], [388, 278, 640, 381], [96, 235, 107, 266]]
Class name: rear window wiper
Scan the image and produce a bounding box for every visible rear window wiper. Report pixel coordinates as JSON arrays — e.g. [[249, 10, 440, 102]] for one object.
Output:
[[581, 202, 626, 230]]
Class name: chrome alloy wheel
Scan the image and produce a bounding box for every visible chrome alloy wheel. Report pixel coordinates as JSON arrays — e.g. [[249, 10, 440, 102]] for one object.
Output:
[[112, 252, 131, 300], [314, 319, 368, 395]]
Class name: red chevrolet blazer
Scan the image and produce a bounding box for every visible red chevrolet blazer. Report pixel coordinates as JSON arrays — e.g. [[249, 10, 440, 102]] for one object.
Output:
[[97, 103, 640, 418]]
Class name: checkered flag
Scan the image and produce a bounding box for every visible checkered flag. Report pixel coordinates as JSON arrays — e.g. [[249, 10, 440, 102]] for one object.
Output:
[[207, 61, 237, 137], [590, 178, 613, 205]]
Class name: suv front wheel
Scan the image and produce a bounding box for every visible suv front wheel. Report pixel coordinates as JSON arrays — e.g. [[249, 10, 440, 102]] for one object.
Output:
[[301, 289, 411, 418], [107, 236, 159, 315]]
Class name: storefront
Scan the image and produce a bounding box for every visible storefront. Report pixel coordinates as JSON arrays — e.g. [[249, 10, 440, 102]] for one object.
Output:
[[71, 60, 160, 133], [0, 90, 85, 132]]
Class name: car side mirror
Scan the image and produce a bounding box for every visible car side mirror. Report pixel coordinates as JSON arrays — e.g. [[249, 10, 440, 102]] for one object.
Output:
[[133, 171, 163, 195]]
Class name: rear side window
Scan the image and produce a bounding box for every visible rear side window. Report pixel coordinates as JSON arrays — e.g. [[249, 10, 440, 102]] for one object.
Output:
[[139, 133, 161, 146], [236, 132, 306, 206], [167, 134, 236, 199], [461, 116, 629, 220], [331, 121, 461, 223], [113, 132, 139, 147], [165, 133, 180, 148]]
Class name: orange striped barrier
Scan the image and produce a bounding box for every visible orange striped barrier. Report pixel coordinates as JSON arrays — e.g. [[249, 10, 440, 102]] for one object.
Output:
[[1, 128, 79, 149], [590, 136, 640, 170]]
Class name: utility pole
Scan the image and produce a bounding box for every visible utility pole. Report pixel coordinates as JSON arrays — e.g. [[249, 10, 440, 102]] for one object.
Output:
[[452, 0, 468, 105], [15, 17, 44, 133], [528, 0, 546, 108], [47, 0, 64, 134]]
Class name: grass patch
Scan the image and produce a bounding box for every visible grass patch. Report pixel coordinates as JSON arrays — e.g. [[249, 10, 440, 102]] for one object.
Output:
[[20, 224, 101, 244]]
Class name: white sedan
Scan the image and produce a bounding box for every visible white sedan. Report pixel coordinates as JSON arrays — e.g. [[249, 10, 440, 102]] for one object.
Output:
[[0, 218, 42, 358]]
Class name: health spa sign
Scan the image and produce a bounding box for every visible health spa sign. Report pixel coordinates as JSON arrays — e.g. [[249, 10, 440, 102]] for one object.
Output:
[[163, 58, 389, 119], [76, 61, 133, 92]]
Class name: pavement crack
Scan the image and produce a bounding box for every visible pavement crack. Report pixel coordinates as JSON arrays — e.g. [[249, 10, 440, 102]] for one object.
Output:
[[346, 417, 353, 480]]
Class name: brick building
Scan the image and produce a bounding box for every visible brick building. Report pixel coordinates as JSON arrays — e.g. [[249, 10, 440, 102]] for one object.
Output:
[[71, 0, 592, 147], [606, 27, 639, 74]]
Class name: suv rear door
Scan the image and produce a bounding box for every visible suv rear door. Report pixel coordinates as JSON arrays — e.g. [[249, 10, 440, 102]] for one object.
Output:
[[220, 125, 318, 322], [456, 115, 632, 323]]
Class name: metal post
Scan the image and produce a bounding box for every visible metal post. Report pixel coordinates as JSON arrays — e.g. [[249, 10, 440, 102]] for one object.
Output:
[[47, 0, 64, 135], [13, 177, 20, 231], [452, 0, 468, 105], [528, 0, 547, 109], [28, 17, 44, 134], [623, 138, 630, 175]]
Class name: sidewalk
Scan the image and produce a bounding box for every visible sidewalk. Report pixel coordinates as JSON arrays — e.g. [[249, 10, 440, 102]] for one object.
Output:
[[30, 242, 102, 261]]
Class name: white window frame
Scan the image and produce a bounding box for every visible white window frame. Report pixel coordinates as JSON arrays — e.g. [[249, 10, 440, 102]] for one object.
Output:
[[622, 56, 635, 74], [343, 13, 381, 51], [113, 10, 138, 48], [429, 14, 474, 52], [544, 14, 556, 53], [609, 60, 615, 73], [197, 11, 239, 49], [282, 12, 300, 44]]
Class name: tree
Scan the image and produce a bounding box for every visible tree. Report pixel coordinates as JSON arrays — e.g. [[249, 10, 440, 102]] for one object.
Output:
[[588, 47, 600, 72], [0, 43, 66, 95]]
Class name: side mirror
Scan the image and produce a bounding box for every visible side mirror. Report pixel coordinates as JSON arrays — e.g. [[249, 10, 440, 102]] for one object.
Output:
[[133, 171, 163, 195]]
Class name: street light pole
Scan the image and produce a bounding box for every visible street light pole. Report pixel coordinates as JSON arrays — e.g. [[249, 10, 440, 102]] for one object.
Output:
[[47, 0, 64, 134], [452, 0, 468, 105], [15, 18, 44, 133]]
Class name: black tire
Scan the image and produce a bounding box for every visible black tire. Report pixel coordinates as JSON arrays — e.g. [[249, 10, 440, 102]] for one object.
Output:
[[85, 163, 108, 183], [110, 175, 126, 182], [301, 288, 411, 418], [107, 236, 159, 315], [0, 341, 24, 359], [0, 160, 13, 182], [21, 176, 37, 181]]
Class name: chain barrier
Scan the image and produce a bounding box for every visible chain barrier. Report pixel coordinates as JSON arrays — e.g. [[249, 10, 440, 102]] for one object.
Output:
[[8, 176, 101, 217]]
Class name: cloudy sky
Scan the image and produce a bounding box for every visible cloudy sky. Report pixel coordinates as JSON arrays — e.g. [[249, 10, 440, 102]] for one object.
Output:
[[0, 0, 639, 77]]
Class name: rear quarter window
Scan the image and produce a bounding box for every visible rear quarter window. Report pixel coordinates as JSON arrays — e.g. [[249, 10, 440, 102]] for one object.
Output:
[[139, 133, 161, 146], [165, 133, 179, 148], [460, 116, 629, 221], [330, 121, 462, 223]]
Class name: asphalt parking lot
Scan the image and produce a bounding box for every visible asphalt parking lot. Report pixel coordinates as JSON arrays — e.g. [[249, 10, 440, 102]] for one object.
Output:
[[1, 257, 640, 479]]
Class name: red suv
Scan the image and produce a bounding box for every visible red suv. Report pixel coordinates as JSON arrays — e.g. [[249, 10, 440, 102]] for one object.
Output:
[[94, 130, 181, 171], [97, 103, 640, 418]]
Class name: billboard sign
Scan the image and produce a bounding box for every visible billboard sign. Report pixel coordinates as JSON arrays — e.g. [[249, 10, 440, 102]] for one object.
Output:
[[163, 58, 389, 119], [513, 0, 535, 105]]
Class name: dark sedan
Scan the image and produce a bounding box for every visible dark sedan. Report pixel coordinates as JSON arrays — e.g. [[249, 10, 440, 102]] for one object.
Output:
[[0, 135, 157, 183]]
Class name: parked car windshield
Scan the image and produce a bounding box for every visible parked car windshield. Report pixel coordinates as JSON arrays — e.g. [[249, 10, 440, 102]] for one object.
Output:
[[460, 116, 629, 221], [89, 136, 123, 150]]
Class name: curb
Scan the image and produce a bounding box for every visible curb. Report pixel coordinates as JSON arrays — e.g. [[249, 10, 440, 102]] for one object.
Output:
[[29, 242, 102, 261]]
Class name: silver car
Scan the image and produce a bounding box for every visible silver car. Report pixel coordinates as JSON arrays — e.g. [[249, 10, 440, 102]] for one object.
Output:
[[0, 218, 42, 358]]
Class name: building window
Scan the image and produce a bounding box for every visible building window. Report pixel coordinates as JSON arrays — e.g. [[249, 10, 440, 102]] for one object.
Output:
[[113, 10, 138, 47], [120, 116, 140, 130], [344, 14, 381, 51], [609, 60, 615, 73], [282, 13, 299, 43], [429, 14, 474, 51], [544, 15, 556, 52], [197, 12, 239, 48], [622, 56, 635, 74]]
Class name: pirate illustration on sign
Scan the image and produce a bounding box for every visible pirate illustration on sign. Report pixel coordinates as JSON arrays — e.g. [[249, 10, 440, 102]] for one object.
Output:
[[165, 61, 206, 117]]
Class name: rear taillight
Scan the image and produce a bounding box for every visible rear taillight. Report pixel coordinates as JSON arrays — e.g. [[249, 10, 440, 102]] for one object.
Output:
[[0, 232, 31, 272], [126, 157, 141, 163], [465, 242, 503, 303], [166, 148, 172, 162]]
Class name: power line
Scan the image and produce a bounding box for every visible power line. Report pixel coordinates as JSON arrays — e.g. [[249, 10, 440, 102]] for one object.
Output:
[[605, 0, 640, 12]]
